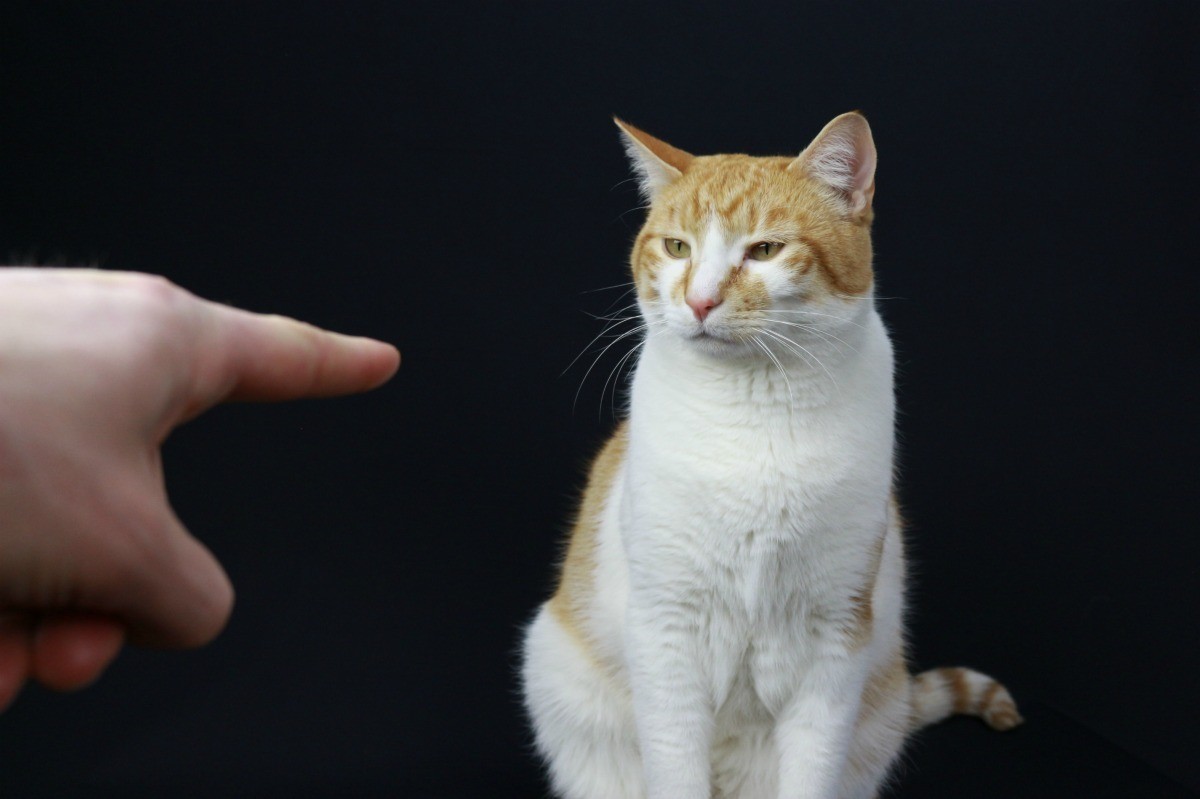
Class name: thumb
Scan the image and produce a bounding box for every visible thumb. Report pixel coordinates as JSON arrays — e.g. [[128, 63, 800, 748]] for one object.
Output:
[[113, 505, 236, 650]]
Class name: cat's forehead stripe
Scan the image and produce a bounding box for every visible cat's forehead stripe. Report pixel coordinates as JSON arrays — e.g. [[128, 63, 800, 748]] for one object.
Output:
[[666, 156, 796, 235]]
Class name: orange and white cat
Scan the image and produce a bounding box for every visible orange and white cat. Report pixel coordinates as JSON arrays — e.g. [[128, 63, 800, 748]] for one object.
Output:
[[521, 112, 1020, 799]]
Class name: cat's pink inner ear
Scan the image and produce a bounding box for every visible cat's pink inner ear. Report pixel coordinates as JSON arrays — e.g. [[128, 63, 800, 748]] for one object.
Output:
[[614, 117, 694, 199], [791, 112, 877, 218]]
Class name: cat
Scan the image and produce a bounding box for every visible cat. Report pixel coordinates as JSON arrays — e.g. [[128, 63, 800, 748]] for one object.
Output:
[[520, 112, 1021, 799]]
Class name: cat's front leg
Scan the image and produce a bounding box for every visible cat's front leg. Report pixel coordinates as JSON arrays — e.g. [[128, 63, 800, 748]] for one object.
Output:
[[773, 645, 870, 799], [625, 599, 714, 799]]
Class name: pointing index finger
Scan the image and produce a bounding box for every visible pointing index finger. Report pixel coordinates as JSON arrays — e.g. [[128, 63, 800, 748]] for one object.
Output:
[[193, 301, 400, 408]]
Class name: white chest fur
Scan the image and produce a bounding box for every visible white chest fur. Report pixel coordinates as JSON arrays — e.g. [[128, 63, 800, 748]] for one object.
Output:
[[618, 307, 895, 713]]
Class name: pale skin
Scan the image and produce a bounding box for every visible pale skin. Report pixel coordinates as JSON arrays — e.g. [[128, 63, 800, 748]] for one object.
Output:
[[0, 268, 400, 712]]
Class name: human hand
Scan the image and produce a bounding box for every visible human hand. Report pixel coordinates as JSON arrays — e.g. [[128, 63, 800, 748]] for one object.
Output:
[[0, 268, 400, 710]]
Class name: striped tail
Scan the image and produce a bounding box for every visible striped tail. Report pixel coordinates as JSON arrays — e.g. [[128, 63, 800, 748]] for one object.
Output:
[[910, 667, 1023, 732]]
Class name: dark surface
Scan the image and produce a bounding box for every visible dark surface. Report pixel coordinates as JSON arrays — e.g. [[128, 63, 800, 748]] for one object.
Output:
[[1, 2, 1197, 796]]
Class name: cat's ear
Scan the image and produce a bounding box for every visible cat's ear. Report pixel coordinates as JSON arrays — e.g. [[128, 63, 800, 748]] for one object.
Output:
[[614, 117, 694, 200], [790, 112, 877, 220]]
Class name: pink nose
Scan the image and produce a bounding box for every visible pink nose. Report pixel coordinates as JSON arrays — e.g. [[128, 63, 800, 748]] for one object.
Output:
[[687, 295, 721, 322]]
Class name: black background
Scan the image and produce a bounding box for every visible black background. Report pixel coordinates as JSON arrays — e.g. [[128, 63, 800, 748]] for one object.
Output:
[[1, 2, 1197, 797]]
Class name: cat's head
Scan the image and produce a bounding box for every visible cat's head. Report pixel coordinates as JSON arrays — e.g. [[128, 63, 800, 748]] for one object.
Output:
[[617, 112, 876, 359]]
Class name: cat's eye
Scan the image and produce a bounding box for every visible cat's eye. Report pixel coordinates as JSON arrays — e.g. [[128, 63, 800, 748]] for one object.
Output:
[[747, 242, 784, 261], [663, 238, 691, 259]]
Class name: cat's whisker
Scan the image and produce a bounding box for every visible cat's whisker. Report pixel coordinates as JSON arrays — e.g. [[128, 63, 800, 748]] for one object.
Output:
[[763, 309, 866, 329], [573, 324, 651, 414], [602, 333, 645, 404], [610, 176, 642, 192], [602, 288, 640, 314], [616, 203, 652, 224], [589, 286, 640, 318], [562, 310, 647, 377], [580, 281, 636, 295], [590, 320, 665, 418], [601, 337, 648, 422], [585, 302, 643, 323], [753, 335, 795, 410], [585, 312, 640, 325], [761, 328, 843, 399], [836, 293, 904, 301], [758, 327, 812, 368], [765, 318, 859, 354]]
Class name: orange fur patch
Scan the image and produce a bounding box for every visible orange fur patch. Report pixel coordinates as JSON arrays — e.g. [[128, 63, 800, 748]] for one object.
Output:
[[857, 650, 909, 725], [547, 423, 630, 650], [848, 528, 887, 647], [937, 667, 973, 714]]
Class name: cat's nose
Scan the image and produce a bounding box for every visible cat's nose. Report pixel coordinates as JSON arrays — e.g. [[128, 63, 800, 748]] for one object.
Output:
[[687, 294, 722, 322]]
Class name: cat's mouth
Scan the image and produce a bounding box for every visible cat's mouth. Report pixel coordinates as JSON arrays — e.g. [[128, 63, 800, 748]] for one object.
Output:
[[685, 324, 744, 351], [688, 316, 743, 342], [689, 326, 725, 342], [663, 308, 747, 351]]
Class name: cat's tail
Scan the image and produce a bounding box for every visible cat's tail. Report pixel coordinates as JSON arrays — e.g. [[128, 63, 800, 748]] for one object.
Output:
[[909, 667, 1023, 732]]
